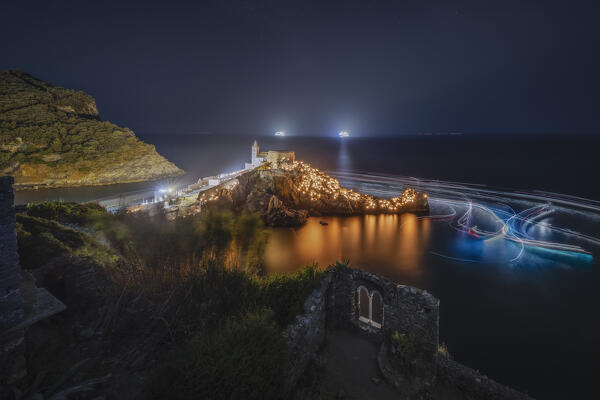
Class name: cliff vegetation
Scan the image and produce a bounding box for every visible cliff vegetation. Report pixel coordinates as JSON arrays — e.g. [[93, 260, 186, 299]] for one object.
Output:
[[13, 201, 324, 399], [0, 70, 183, 188]]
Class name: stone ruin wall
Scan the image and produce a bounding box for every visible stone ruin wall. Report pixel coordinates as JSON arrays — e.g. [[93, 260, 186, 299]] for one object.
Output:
[[0, 176, 26, 386], [326, 266, 439, 353], [0, 177, 66, 393], [283, 266, 439, 395], [438, 356, 533, 400], [282, 274, 331, 396], [284, 265, 533, 400]]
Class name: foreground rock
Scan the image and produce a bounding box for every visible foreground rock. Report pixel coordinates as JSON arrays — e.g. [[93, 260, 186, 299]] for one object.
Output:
[[198, 160, 429, 226], [0, 70, 183, 188]]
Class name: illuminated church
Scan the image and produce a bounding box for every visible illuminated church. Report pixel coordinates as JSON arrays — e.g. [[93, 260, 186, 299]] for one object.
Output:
[[245, 140, 295, 169]]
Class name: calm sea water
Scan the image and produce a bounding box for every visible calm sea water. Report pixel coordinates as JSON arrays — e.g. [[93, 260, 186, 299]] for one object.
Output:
[[15, 134, 600, 398], [15, 134, 600, 204]]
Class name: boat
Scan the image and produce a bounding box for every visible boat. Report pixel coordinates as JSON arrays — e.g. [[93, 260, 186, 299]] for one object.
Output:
[[338, 130, 350, 138], [274, 131, 285, 136]]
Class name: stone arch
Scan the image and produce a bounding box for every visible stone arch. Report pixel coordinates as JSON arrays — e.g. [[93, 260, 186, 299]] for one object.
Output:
[[356, 286, 383, 329]]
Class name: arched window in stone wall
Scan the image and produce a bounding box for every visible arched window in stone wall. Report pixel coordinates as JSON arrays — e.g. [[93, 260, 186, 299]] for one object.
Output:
[[371, 291, 383, 328], [358, 286, 370, 323], [357, 286, 383, 329]]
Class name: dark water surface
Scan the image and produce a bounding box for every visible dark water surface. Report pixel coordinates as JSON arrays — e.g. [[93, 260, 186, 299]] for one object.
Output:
[[15, 133, 600, 204], [15, 134, 600, 398]]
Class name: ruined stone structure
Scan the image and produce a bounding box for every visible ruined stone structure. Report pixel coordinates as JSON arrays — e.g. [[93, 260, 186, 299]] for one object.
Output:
[[326, 267, 439, 352], [0, 176, 65, 392], [0, 176, 26, 386], [283, 265, 532, 400]]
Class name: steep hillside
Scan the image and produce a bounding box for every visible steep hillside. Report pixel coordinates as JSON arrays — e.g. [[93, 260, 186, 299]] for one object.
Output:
[[0, 70, 183, 188], [198, 160, 429, 226]]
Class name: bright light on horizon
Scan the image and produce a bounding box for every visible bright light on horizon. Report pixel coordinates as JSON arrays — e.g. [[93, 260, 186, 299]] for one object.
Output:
[[338, 130, 350, 138], [274, 131, 286, 136]]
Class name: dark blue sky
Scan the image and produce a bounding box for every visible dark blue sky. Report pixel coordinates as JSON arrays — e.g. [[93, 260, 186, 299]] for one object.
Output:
[[2, 0, 599, 136]]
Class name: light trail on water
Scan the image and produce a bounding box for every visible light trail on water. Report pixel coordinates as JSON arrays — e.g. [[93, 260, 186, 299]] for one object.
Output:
[[328, 171, 597, 266]]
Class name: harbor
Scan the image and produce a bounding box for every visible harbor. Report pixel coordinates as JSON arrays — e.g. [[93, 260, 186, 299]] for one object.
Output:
[[92, 140, 293, 213]]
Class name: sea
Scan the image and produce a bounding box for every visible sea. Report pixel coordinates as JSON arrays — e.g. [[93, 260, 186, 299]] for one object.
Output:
[[14, 134, 600, 399]]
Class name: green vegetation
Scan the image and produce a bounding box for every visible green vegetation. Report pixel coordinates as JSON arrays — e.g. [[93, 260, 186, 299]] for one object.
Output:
[[16, 201, 325, 399], [153, 309, 286, 400], [391, 331, 428, 360], [26, 201, 110, 225], [390, 331, 433, 377], [143, 264, 322, 399], [16, 213, 117, 269], [0, 70, 181, 185], [259, 265, 322, 327]]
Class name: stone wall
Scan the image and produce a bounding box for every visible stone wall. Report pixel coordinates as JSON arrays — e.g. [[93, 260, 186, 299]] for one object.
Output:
[[437, 356, 533, 400], [326, 266, 439, 355], [0, 176, 65, 392], [0, 176, 26, 386], [282, 274, 331, 396], [283, 266, 440, 395], [284, 265, 532, 399]]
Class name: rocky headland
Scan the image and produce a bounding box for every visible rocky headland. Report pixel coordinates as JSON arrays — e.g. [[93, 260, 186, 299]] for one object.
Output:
[[0, 70, 183, 189], [197, 160, 429, 226]]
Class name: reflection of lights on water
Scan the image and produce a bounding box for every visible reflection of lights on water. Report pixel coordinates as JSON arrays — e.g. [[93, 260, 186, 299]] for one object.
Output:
[[309, 170, 598, 268], [264, 215, 427, 277], [338, 138, 351, 171]]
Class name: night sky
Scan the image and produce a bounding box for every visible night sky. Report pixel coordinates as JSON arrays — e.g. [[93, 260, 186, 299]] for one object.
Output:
[[2, 0, 600, 136]]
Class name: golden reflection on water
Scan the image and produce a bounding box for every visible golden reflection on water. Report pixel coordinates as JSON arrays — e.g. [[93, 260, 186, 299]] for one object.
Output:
[[265, 214, 430, 280]]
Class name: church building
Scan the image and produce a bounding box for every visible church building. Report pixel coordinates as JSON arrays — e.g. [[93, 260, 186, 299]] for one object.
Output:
[[245, 140, 295, 169]]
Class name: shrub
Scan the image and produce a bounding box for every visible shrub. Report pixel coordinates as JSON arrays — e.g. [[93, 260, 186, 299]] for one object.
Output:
[[232, 212, 269, 273], [16, 214, 116, 269], [438, 342, 451, 359], [258, 264, 323, 327], [26, 201, 110, 226], [152, 309, 285, 400]]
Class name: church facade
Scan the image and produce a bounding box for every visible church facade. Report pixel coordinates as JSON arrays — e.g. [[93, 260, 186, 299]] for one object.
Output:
[[245, 140, 295, 169]]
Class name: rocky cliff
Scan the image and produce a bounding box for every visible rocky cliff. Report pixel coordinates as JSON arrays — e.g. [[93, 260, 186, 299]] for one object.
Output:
[[0, 70, 183, 188], [198, 160, 429, 226]]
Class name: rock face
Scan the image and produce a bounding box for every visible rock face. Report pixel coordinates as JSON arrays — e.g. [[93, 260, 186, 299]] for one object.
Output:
[[198, 161, 429, 226], [0, 70, 184, 188]]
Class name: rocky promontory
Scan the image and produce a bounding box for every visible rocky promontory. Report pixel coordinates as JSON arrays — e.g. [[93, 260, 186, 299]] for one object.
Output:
[[198, 160, 429, 226], [0, 70, 183, 188]]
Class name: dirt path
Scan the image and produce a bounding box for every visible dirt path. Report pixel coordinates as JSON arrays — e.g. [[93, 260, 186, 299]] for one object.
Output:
[[318, 330, 401, 400]]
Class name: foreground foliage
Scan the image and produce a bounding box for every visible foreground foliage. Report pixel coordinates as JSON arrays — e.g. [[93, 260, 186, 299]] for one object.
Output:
[[16, 213, 116, 269], [153, 309, 286, 400], [15, 201, 325, 399]]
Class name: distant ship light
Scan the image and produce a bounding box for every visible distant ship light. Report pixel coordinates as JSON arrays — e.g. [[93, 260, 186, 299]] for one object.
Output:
[[275, 131, 285, 136], [339, 131, 350, 137]]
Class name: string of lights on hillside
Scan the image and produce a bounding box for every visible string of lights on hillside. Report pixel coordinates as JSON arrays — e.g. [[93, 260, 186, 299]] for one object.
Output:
[[197, 160, 424, 213], [280, 160, 421, 211]]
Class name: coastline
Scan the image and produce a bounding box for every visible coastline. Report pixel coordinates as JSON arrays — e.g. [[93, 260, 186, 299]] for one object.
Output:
[[12, 169, 185, 191]]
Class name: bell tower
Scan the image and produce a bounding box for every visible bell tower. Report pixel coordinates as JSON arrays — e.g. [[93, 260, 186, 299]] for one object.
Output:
[[252, 140, 259, 164]]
